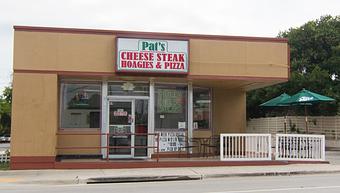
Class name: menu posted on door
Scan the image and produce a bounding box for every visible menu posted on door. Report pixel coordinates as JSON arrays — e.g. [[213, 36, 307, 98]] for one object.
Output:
[[116, 38, 189, 74]]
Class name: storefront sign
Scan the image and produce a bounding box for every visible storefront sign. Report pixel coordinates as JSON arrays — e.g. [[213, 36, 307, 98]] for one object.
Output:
[[113, 109, 128, 116], [116, 38, 188, 74]]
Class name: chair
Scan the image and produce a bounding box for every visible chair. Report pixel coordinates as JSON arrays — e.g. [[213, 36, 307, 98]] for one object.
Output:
[[203, 136, 220, 157], [200, 138, 211, 157], [177, 133, 200, 158]]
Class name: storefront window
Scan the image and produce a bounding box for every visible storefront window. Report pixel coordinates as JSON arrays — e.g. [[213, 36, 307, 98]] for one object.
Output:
[[155, 84, 188, 130], [108, 82, 149, 96], [60, 83, 101, 128], [193, 87, 211, 129]]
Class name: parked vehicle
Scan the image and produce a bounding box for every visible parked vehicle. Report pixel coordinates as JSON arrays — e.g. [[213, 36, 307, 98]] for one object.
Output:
[[0, 135, 10, 143]]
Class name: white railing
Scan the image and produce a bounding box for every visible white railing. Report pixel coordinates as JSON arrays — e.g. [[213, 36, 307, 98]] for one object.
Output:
[[220, 134, 272, 161], [275, 134, 325, 161], [0, 153, 10, 163]]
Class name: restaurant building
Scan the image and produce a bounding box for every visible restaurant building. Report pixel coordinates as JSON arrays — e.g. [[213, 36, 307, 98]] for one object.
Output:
[[10, 26, 289, 169]]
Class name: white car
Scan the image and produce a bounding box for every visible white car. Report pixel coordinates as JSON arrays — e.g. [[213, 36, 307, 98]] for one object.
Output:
[[0, 135, 10, 142]]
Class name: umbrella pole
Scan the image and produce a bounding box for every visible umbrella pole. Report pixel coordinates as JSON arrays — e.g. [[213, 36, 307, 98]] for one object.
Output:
[[284, 107, 288, 134], [284, 117, 287, 134], [304, 105, 309, 134]]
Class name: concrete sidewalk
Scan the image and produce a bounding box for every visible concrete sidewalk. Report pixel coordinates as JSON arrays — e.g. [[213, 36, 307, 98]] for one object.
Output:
[[1, 163, 340, 185]]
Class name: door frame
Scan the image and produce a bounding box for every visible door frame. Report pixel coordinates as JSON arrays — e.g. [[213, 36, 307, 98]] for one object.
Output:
[[107, 99, 135, 159], [103, 95, 150, 159], [100, 80, 194, 158]]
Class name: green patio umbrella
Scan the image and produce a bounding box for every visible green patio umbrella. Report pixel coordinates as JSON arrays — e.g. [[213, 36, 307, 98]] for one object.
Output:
[[260, 93, 291, 107], [279, 88, 335, 133], [260, 93, 291, 133]]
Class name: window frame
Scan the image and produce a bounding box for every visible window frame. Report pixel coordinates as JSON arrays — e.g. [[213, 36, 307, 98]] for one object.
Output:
[[107, 81, 150, 97], [193, 87, 212, 130], [59, 80, 102, 130], [154, 83, 188, 131]]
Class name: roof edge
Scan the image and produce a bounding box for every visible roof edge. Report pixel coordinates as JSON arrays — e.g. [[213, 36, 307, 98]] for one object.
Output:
[[13, 25, 288, 43]]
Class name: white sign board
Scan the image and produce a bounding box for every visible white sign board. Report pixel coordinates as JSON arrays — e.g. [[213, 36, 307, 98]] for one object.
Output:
[[157, 131, 186, 152], [116, 38, 188, 74], [178, 122, 186, 129]]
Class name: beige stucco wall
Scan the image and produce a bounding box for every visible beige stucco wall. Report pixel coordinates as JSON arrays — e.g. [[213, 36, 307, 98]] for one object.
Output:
[[212, 88, 246, 135], [13, 31, 115, 72], [57, 130, 101, 155], [11, 73, 58, 156], [190, 40, 288, 78], [13, 31, 288, 79]]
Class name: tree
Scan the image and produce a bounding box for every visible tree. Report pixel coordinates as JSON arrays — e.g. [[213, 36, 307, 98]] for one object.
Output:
[[0, 86, 12, 135], [2, 86, 12, 104], [247, 15, 340, 118]]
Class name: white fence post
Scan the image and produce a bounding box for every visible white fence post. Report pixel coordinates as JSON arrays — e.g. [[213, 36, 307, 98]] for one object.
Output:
[[321, 135, 326, 161], [0, 148, 10, 163], [0, 153, 10, 163], [220, 134, 224, 161], [220, 133, 271, 161], [275, 134, 325, 161]]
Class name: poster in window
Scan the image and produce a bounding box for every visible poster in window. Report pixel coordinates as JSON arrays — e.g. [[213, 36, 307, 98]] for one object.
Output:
[[157, 89, 184, 113]]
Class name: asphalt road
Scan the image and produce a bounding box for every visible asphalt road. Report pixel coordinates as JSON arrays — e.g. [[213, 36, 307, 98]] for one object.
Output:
[[1, 173, 340, 193]]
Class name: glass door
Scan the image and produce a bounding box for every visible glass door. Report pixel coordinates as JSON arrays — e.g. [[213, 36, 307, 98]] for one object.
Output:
[[134, 99, 148, 157], [108, 100, 134, 158]]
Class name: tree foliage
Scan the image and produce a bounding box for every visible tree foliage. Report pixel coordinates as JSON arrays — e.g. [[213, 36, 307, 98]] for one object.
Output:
[[0, 86, 12, 135], [247, 15, 340, 118]]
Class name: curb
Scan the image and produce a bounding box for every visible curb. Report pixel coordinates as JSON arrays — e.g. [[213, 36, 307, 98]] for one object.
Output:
[[11, 170, 340, 185], [17, 179, 84, 185], [85, 170, 340, 184], [86, 175, 201, 184], [203, 170, 340, 179]]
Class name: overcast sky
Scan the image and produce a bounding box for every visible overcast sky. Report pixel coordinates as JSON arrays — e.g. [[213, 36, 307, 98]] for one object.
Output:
[[0, 0, 339, 92]]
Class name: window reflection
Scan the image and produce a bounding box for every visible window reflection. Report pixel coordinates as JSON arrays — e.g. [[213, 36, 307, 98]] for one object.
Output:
[[61, 83, 101, 128], [155, 84, 188, 130], [193, 87, 211, 129]]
